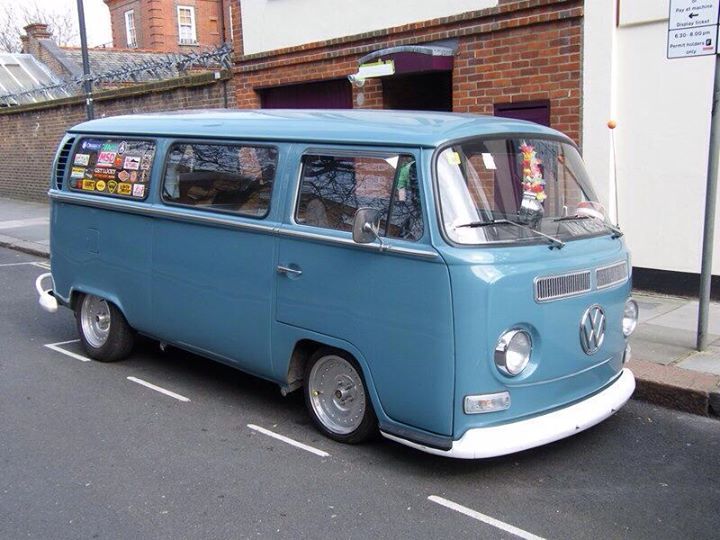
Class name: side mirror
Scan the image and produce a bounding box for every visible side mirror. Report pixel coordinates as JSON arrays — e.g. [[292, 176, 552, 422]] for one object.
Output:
[[352, 207, 382, 244]]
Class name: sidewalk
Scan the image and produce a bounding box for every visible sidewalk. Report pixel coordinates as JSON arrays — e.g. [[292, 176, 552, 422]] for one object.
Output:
[[1, 196, 718, 416]]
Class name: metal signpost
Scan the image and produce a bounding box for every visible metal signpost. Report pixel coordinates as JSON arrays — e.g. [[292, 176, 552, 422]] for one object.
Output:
[[76, 0, 94, 120], [668, 0, 720, 350]]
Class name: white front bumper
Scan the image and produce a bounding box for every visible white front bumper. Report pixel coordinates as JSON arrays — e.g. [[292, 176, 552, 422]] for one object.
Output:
[[381, 368, 636, 459]]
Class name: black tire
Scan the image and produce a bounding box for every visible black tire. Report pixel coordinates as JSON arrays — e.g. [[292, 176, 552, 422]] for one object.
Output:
[[303, 347, 377, 444], [75, 293, 134, 362]]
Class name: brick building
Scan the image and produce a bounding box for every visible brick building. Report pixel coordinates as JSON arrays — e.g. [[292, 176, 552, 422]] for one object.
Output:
[[228, 0, 582, 144], [105, 0, 228, 51]]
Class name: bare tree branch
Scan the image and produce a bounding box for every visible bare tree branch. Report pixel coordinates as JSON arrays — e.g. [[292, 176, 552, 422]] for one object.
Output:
[[0, 1, 79, 53]]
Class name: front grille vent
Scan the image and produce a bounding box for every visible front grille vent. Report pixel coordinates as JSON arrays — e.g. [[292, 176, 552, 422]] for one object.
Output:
[[596, 261, 629, 289], [54, 137, 75, 190], [535, 270, 591, 302]]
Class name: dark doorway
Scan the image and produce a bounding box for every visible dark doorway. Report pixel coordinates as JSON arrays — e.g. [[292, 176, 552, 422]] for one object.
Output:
[[260, 79, 352, 109], [494, 100, 551, 126], [382, 72, 452, 112]]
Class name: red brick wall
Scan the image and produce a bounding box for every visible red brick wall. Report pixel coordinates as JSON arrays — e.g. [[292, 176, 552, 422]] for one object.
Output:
[[232, 0, 583, 145], [105, 0, 223, 51], [0, 73, 235, 202]]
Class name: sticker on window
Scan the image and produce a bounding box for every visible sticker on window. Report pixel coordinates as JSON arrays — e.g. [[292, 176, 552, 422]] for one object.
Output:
[[69, 138, 155, 200]]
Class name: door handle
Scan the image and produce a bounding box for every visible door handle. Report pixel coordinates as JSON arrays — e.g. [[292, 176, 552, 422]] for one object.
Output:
[[277, 265, 302, 277]]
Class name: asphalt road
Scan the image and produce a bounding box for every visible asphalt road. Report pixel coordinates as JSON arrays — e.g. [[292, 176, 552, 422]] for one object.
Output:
[[1, 246, 719, 540]]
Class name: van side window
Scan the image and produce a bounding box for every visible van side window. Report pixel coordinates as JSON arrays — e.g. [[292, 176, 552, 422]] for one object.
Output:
[[162, 143, 278, 217], [296, 153, 424, 241], [69, 138, 156, 199]]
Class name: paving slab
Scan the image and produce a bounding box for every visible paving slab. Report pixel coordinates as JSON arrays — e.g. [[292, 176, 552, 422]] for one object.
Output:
[[677, 346, 720, 375], [629, 323, 717, 365], [649, 301, 720, 335], [633, 292, 688, 324]]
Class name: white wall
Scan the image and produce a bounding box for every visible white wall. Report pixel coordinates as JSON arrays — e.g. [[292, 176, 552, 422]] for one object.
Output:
[[583, 0, 720, 276], [239, 0, 498, 55]]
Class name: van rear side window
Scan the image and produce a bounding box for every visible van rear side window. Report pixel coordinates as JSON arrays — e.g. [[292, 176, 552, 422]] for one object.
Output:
[[69, 138, 155, 199], [161, 142, 278, 217], [296, 153, 423, 241]]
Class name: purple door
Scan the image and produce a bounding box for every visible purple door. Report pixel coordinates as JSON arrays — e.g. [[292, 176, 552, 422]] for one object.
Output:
[[260, 79, 352, 109]]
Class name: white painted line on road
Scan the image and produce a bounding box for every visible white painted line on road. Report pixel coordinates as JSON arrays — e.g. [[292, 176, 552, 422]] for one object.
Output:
[[428, 496, 545, 540], [0, 217, 49, 230], [49, 339, 81, 346], [127, 376, 191, 402], [0, 262, 43, 267], [32, 262, 51, 269], [44, 340, 91, 362], [247, 424, 330, 458]]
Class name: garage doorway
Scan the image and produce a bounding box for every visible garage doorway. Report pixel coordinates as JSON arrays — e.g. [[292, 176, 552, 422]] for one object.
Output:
[[382, 72, 453, 112]]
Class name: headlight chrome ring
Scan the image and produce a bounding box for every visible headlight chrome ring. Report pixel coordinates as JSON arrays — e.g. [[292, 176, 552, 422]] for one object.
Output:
[[495, 329, 532, 376], [623, 298, 639, 337]]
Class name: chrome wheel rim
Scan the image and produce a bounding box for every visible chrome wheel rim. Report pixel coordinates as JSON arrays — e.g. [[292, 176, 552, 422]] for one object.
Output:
[[80, 295, 111, 348], [308, 355, 366, 435]]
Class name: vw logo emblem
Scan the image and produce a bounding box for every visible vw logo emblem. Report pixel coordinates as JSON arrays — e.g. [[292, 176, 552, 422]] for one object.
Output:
[[580, 305, 606, 355]]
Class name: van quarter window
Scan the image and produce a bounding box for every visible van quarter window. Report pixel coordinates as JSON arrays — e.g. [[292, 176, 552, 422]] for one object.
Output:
[[296, 153, 423, 241], [162, 143, 278, 217], [69, 138, 156, 199]]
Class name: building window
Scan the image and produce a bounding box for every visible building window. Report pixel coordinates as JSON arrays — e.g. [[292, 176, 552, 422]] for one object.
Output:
[[124, 10, 137, 48], [177, 6, 197, 45]]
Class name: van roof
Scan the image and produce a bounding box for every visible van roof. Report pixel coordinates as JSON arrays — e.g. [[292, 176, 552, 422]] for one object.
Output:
[[68, 109, 571, 148]]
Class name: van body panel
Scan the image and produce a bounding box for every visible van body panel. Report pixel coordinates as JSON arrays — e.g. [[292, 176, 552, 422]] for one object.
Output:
[[439, 236, 630, 438], [275, 231, 455, 436], [150, 217, 277, 376], [50, 202, 153, 330]]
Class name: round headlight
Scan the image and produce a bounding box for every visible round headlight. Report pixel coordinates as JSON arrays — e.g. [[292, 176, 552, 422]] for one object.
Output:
[[495, 329, 532, 376], [623, 298, 639, 337]]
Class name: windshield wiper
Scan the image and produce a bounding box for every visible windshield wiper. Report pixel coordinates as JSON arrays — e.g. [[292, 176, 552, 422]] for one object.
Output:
[[456, 219, 565, 249], [553, 215, 624, 239]]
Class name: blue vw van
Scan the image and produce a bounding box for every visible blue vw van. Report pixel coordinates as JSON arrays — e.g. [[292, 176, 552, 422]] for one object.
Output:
[[37, 110, 637, 458]]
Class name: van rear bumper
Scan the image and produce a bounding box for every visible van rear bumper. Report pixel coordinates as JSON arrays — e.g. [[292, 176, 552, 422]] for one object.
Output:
[[381, 368, 635, 459]]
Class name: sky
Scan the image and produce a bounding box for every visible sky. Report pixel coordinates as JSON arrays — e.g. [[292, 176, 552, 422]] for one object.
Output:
[[0, 0, 113, 47]]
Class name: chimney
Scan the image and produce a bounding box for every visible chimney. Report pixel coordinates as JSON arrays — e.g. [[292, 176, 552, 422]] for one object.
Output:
[[22, 23, 53, 60], [24, 23, 53, 41]]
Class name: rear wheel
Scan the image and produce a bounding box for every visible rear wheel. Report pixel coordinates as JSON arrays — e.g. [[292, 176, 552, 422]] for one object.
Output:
[[75, 294, 134, 362], [304, 348, 376, 443]]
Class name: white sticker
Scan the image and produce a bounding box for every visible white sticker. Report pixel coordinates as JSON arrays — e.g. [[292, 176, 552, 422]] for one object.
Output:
[[74, 153, 90, 166], [132, 184, 145, 197], [482, 153, 497, 170]]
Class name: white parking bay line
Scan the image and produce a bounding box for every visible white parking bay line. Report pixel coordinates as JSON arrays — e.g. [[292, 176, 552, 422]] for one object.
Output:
[[247, 424, 330, 458], [127, 376, 191, 402], [44, 340, 91, 362], [0, 217, 49, 230], [428, 496, 545, 540]]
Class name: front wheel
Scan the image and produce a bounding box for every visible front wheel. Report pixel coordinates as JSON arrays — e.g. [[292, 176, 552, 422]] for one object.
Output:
[[304, 348, 377, 444], [75, 294, 134, 362]]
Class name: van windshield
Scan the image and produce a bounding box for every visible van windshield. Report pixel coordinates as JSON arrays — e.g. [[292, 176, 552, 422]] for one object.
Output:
[[436, 137, 614, 245]]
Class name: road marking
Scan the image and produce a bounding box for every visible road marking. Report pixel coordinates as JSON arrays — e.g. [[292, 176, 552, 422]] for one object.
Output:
[[0, 217, 49, 230], [33, 262, 51, 269], [0, 262, 45, 267], [127, 376, 191, 402], [247, 424, 330, 458], [428, 496, 545, 540], [44, 340, 91, 362]]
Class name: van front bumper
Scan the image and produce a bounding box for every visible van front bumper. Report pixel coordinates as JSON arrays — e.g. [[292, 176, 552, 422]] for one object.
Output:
[[381, 368, 635, 459]]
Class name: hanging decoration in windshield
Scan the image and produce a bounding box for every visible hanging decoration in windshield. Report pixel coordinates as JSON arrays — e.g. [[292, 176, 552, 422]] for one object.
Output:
[[519, 141, 547, 226]]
